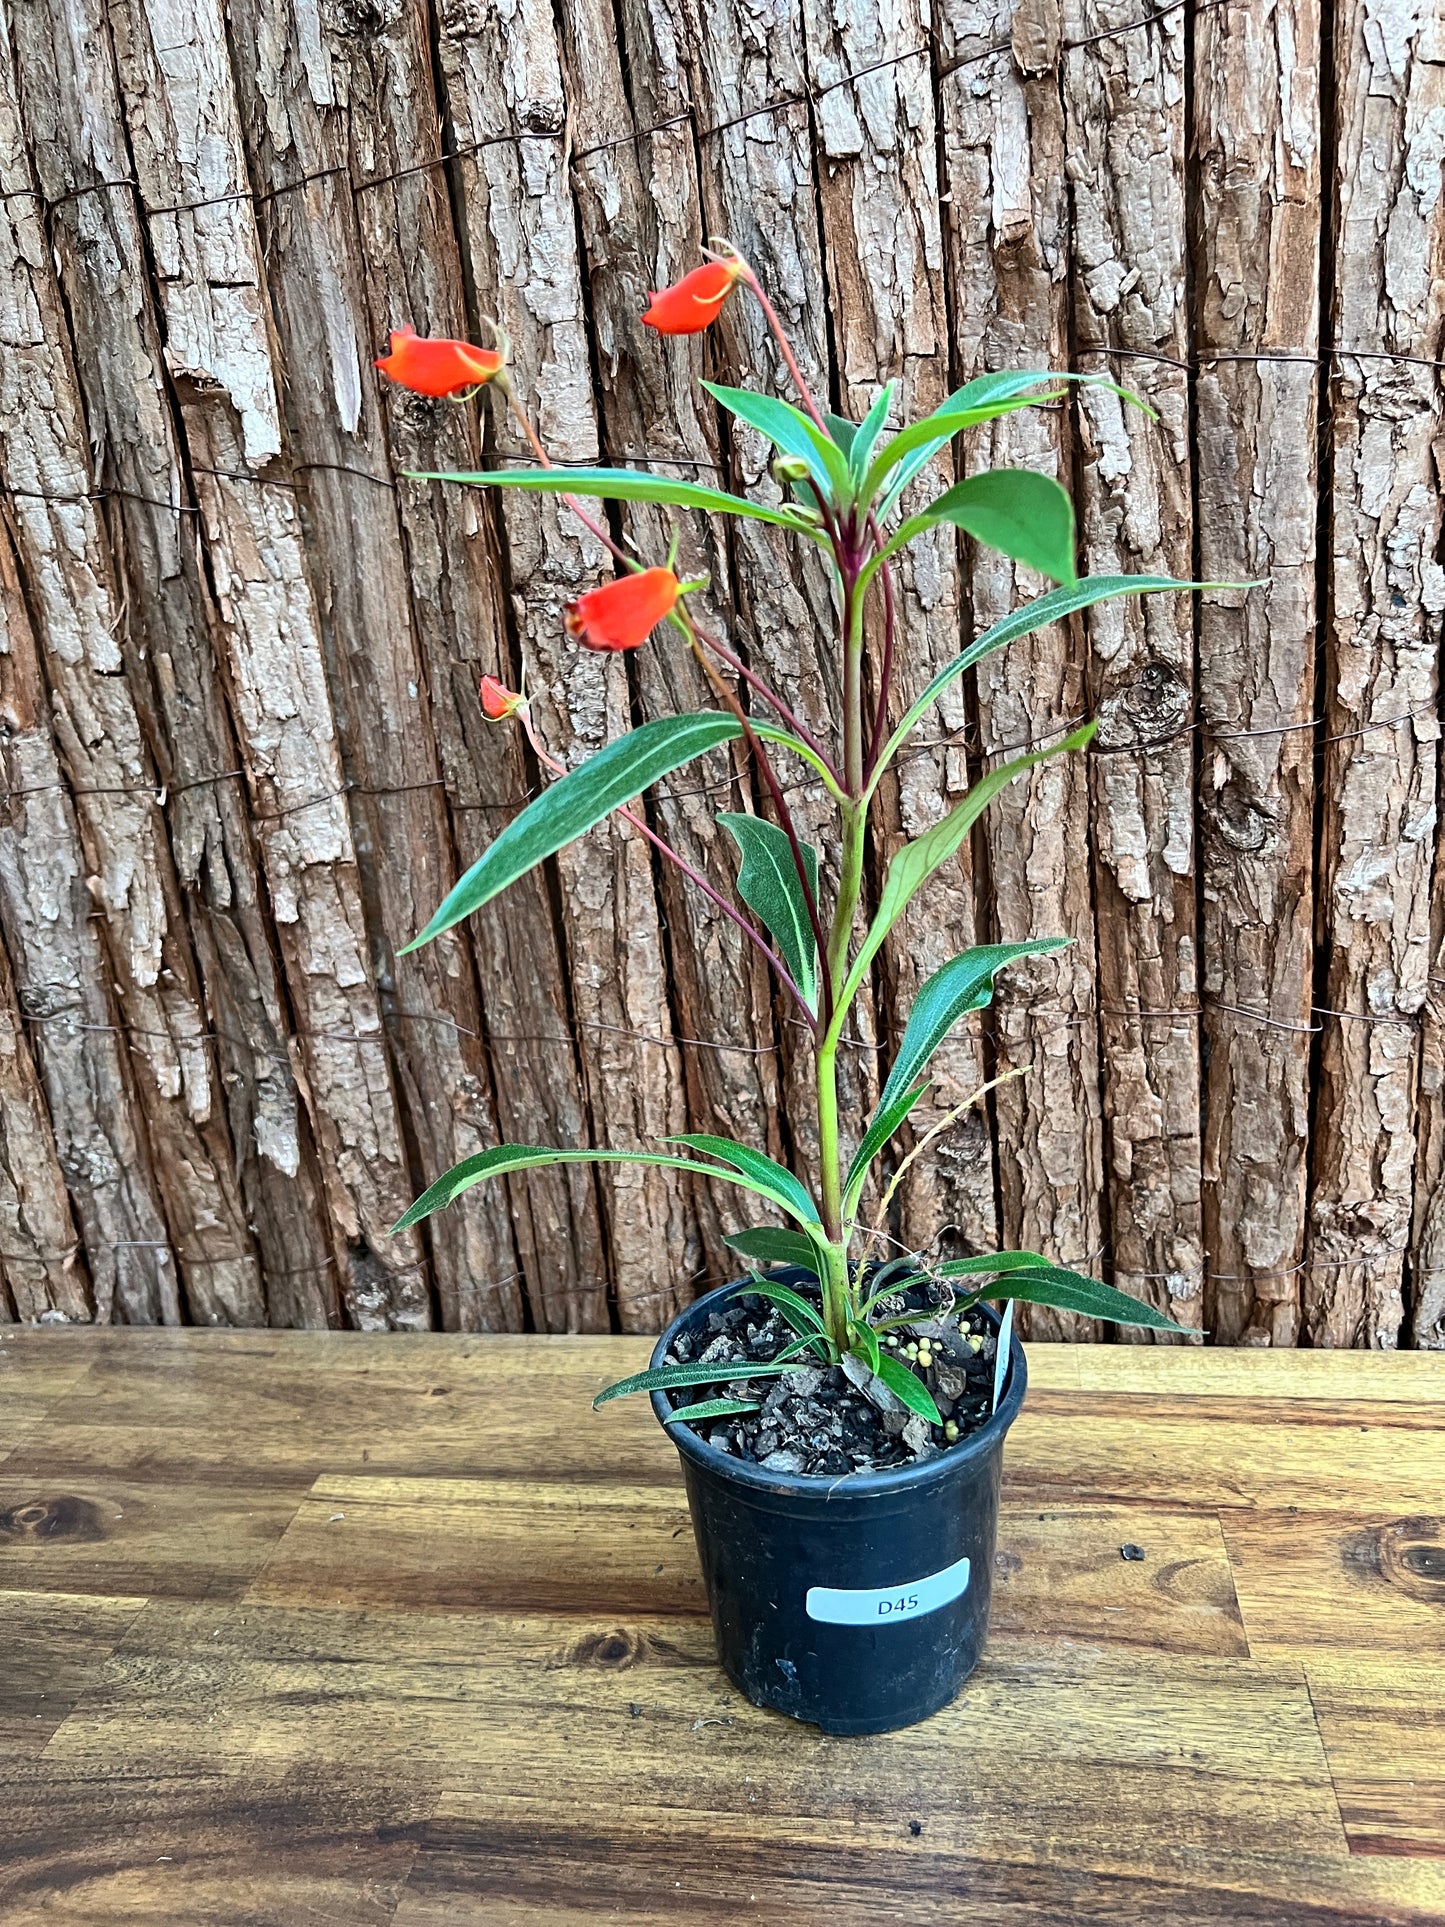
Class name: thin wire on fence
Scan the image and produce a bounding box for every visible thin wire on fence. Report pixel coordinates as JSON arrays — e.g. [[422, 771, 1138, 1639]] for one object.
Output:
[[1, 697, 1435, 846], [2, 989, 1434, 1300], [5, 311, 1440, 516], [0, 0, 1220, 226]]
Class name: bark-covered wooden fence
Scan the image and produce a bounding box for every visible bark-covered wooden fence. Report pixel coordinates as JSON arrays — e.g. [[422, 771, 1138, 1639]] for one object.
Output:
[[0, 0, 1440, 1344]]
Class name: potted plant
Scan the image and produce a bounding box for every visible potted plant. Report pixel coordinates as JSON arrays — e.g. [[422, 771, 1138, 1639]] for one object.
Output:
[[380, 249, 1212, 1734]]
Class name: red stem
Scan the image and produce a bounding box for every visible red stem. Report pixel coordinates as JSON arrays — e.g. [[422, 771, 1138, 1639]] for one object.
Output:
[[692, 621, 842, 785], [865, 528, 898, 776], [505, 390, 635, 569], [738, 266, 830, 434], [619, 805, 816, 1026]]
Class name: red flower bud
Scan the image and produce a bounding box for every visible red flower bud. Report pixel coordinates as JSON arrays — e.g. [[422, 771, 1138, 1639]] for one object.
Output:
[[565, 568, 681, 653], [641, 259, 744, 336], [375, 326, 504, 399], [479, 675, 525, 721]]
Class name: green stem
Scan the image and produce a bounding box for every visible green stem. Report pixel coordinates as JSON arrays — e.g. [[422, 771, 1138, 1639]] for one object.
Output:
[[815, 1034, 851, 1348], [827, 801, 866, 990]]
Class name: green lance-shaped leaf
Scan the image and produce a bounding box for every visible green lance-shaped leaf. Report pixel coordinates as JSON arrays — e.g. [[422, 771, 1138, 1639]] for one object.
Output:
[[857, 1248, 1061, 1314], [699, 384, 852, 503], [953, 1260, 1194, 1333], [935, 1250, 1054, 1277], [877, 414, 1051, 522], [841, 725, 1096, 1012], [874, 1353, 944, 1426], [848, 381, 896, 482], [886, 470, 1077, 587], [723, 1226, 825, 1277], [402, 713, 741, 952], [718, 813, 821, 1012], [668, 1133, 823, 1228], [410, 464, 815, 534], [732, 1277, 831, 1348], [848, 1316, 882, 1374], [877, 941, 1071, 1116], [864, 370, 1151, 506], [662, 1398, 762, 1425], [871, 576, 1218, 784], [823, 412, 857, 458], [842, 1079, 930, 1212], [594, 1360, 799, 1410], [393, 1143, 816, 1234]]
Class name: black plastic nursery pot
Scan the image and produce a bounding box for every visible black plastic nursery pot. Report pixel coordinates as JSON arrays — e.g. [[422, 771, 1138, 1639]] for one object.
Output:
[[650, 1276, 1028, 1735]]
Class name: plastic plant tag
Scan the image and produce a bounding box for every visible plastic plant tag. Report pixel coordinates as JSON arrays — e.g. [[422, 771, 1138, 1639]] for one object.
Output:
[[805, 1554, 972, 1626], [993, 1299, 1014, 1414]]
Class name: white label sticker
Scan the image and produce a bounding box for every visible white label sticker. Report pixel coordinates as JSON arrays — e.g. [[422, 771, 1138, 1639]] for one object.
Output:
[[805, 1554, 971, 1627], [993, 1299, 1015, 1414]]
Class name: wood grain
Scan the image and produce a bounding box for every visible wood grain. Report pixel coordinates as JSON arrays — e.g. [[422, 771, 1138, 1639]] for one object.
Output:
[[0, 13, 256, 1326], [804, 0, 996, 1256], [1193, 0, 1321, 1348], [1307, 0, 1445, 1347], [19, 0, 345, 1326], [220, 0, 516, 1332], [1062, 0, 1203, 1335], [1300, 1655, 1445, 1858], [0, 1331, 1441, 1920], [0, 0, 1438, 1346], [680, 0, 881, 1193], [939, 0, 1106, 1324], [0, 1590, 146, 1756], [556, 0, 785, 1296], [436, 0, 697, 1332], [1223, 1509, 1445, 1654]]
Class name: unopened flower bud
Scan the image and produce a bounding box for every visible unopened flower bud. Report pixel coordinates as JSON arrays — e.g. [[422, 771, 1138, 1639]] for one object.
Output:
[[771, 454, 812, 486], [479, 674, 525, 721]]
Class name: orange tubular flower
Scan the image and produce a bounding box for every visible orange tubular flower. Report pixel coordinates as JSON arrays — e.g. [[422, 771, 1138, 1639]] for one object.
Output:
[[565, 568, 680, 653], [375, 326, 504, 399], [479, 675, 525, 721], [642, 258, 744, 336]]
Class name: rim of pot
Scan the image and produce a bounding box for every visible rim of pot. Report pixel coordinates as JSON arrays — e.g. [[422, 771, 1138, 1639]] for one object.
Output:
[[648, 1272, 1028, 1500]]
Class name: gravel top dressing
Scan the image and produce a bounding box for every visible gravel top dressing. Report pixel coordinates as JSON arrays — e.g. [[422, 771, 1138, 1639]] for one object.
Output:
[[663, 1288, 1001, 1476]]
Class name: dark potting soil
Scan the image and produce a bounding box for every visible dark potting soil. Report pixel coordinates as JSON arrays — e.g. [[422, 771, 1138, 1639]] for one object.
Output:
[[662, 1284, 1000, 1477]]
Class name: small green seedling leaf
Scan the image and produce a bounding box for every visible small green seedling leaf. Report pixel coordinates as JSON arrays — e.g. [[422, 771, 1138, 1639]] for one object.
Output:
[[849, 381, 895, 481], [700, 384, 852, 503], [864, 370, 1153, 504], [841, 726, 1095, 1009], [878, 943, 1070, 1116], [934, 1250, 1055, 1277], [848, 1318, 881, 1375], [662, 1398, 761, 1425], [873, 576, 1226, 781], [843, 1079, 930, 1210], [393, 1142, 816, 1234], [874, 1353, 944, 1426], [733, 1276, 831, 1345], [823, 411, 857, 458]]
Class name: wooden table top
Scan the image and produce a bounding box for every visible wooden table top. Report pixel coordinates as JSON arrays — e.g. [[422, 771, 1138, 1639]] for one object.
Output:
[[1, 1330, 1443, 1925]]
